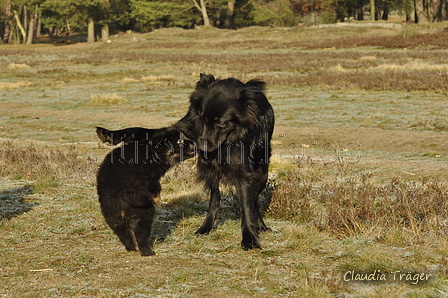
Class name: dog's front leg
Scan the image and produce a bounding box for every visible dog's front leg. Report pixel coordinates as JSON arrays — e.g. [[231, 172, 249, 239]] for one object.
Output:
[[238, 183, 262, 250], [196, 182, 221, 235]]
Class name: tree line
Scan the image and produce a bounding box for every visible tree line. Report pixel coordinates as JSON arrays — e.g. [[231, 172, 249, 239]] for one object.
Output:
[[1, 0, 447, 44]]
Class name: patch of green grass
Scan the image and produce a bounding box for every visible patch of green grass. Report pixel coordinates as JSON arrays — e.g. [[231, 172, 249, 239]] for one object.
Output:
[[34, 175, 60, 192]]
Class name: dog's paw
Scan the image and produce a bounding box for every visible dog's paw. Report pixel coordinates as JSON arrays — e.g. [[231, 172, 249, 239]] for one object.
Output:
[[241, 230, 262, 250], [195, 217, 215, 235], [241, 239, 262, 250], [258, 226, 272, 233], [195, 226, 213, 235], [241, 228, 261, 250], [139, 248, 156, 256]]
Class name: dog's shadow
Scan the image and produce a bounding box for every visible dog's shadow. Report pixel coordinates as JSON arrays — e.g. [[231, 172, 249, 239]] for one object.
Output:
[[0, 185, 37, 220], [150, 181, 275, 244]]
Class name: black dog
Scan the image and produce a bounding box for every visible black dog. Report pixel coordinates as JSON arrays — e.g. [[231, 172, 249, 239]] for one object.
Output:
[[96, 126, 192, 256], [97, 74, 275, 250], [175, 74, 275, 249]]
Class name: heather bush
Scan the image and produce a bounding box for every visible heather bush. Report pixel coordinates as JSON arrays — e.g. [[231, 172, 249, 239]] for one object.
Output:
[[269, 165, 448, 241]]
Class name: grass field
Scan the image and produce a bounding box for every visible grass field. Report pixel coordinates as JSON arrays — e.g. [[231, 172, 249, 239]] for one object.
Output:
[[1, 23, 448, 297]]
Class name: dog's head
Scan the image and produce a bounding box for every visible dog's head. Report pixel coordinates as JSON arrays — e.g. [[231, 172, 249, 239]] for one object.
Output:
[[154, 128, 195, 160], [176, 74, 269, 152]]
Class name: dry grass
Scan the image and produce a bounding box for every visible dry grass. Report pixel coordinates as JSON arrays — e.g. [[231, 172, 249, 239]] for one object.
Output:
[[7, 63, 31, 70], [1, 24, 448, 297], [0, 81, 31, 89], [268, 163, 448, 242], [0, 141, 97, 193], [88, 94, 128, 106]]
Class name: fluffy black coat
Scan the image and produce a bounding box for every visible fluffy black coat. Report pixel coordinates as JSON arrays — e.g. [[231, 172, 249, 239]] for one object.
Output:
[[95, 74, 275, 250], [175, 74, 275, 249], [96, 126, 192, 256]]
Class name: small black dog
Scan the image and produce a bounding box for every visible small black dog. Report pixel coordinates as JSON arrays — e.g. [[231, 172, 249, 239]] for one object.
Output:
[[98, 74, 275, 250], [96, 126, 192, 256]]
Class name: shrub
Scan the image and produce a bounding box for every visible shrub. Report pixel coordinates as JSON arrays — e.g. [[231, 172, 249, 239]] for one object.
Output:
[[0, 141, 96, 192], [269, 166, 448, 241]]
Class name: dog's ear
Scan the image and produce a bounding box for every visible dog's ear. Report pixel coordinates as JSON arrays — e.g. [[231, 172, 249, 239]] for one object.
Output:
[[239, 84, 269, 127], [245, 79, 266, 91], [197, 73, 215, 88], [239, 89, 259, 126], [243, 100, 260, 127]]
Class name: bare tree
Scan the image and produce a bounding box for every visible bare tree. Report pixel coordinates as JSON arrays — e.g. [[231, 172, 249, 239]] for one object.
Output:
[[101, 24, 109, 41], [26, 4, 38, 44], [192, 0, 211, 26], [2, 0, 12, 43], [415, 0, 447, 23], [13, 9, 26, 43], [87, 16, 94, 43]]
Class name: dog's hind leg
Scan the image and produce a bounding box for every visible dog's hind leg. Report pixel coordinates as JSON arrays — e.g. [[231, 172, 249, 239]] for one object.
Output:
[[131, 208, 156, 256], [254, 202, 271, 232], [250, 165, 271, 233], [112, 222, 138, 252], [195, 182, 221, 235]]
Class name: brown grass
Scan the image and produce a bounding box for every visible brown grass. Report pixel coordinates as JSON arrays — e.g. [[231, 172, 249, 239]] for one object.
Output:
[[88, 94, 128, 106], [269, 164, 448, 241], [1, 24, 448, 297], [0, 141, 97, 191]]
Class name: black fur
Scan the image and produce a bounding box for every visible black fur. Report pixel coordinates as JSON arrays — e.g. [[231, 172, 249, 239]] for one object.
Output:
[[95, 74, 275, 250], [96, 127, 192, 256], [175, 74, 275, 250], [96, 126, 160, 146]]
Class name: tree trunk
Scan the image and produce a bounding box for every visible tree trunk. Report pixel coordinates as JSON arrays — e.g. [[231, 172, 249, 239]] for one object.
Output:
[[193, 0, 211, 26], [370, 0, 375, 21], [87, 17, 95, 43], [382, 2, 389, 20], [26, 4, 38, 45], [224, 0, 235, 29], [23, 5, 28, 34], [3, 0, 13, 43], [101, 24, 109, 41], [415, 0, 429, 23], [26, 14, 35, 44], [36, 15, 42, 36], [13, 10, 27, 43], [437, 0, 446, 21], [200, 0, 210, 26], [356, 6, 364, 20]]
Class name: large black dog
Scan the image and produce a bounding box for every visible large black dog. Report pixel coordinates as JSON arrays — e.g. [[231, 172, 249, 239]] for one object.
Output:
[[96, 74, 275, 250], [176, 74, 275, 249], [96, 126, 192, 256]]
